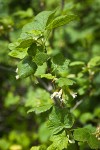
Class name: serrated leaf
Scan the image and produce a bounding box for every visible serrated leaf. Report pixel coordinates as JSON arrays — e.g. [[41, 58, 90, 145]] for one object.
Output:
[[17, 56, 37, 78], [88, 56, 100, 68], [22, 10, 56, 33], [41, 74, 55, 79], [47, 131, 68, 150], [33, 52, 49, 66], [26, 88, 53, 114], [56, 77, 75, 87], [47, 106, 74, 135], [88, 134, 100, 149], [47, 14, 77, 29]]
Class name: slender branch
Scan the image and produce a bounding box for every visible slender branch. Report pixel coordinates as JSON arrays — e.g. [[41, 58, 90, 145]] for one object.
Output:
[[70, 99, 83, 112], [37, 77, 53, 93], [0, 65, 15, 73], [61, 0, 65, 10]]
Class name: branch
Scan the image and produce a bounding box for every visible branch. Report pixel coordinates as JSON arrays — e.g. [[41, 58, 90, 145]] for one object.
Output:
[[37, 77, 53, 94], [61, 0, 65, 10], [70, 99, 83, 112], [0, 65, 15, 73]]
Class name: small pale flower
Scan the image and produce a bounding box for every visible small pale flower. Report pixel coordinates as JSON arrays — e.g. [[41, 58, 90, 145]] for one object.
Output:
[[16, 75, 19, 80], [51, 92, 58, 99], [15, 68, 18, 73], [71, 92, 77, 99], [67, 135, 75, 143], [58, 89, 62, 98], [51, 89, 63, 99]]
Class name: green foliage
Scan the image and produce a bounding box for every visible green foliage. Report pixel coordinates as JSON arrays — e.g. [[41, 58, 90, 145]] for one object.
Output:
[[26, 88, 53, 114], [47, 131, 68, 150], [47, 106, 74, 135], [33, 52, 49, 66], [46, 14, 77, 29], [17, 56, 37, 78], [0, 0, 100, 149], [56, 77, 75, 87], [73, 126, 100, 149], [88, 56, 100, 68]]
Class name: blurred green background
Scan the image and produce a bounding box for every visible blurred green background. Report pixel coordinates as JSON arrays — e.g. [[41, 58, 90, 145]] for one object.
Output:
[[0, 0, 100, 150]]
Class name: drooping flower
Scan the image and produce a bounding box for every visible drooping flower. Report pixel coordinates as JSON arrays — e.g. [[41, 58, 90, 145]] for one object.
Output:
[[71, 92, 77, 99]]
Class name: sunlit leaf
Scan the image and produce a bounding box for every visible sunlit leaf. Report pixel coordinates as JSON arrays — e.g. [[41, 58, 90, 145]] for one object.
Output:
[[17, 56, 37, 78], [47, 106, 74, 135]]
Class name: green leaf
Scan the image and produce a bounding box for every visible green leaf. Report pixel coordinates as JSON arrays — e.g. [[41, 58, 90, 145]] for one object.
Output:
[[17, 38, 34, 48], [33, 52, 49, 66], [4, 92, 20, 107], [88, 134, 100, 149], [9, 49, 27, 59], [0, 139, 10, 150], [88, 56, 100, 68], [73, 128, 90, 142], [34, 63, 47, 76], [8, 41, 28, 59], [41, 74, 55, 79], [13, 8, 33, 18], [27, 104, 53, 114], [73, 126, 100, 149], [52, 55, 70, 74], [70, 61, 85, 66], [56, 77, 75, 87], [30, 145, 47, 150], [79, 112, 94, 124], [27, 43, 37, 56], [26, 88, 53, 114], [8, 42, 19, 50], [47, 106, 74, 135], [28, 44, 44, 57], [47, 14, 77, 29], [47, 131, 68, 150], [22, 10, 56, 33], [52, 53, 65, 65], [39, 122, 52, 143], [30, 146, 40, 150], [17, 56, 37, 78], [46, 9, 57, 26]]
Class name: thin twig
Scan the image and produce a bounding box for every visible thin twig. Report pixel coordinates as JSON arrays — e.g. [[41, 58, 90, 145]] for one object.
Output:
[[61, 0, 65, 10], [37, 77, 53, 93], [70, 99, 83, 112], [0, 65, 15, 73]]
